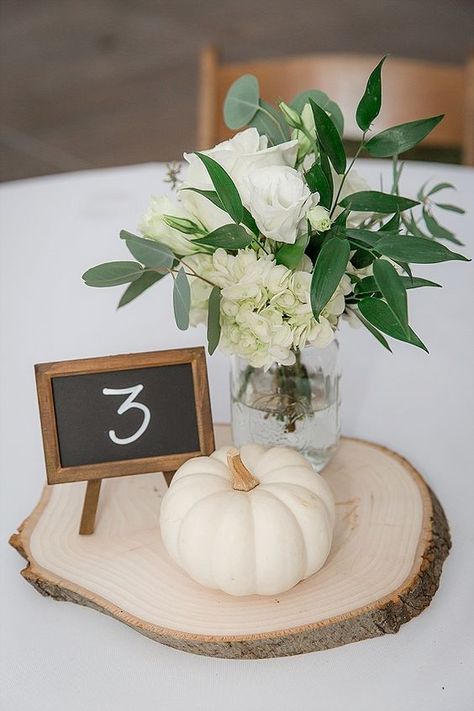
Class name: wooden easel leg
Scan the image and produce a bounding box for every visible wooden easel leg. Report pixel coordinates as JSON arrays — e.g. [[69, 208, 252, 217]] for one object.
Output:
[[79, 480, 102, 535], [163, 471, 175, 487]]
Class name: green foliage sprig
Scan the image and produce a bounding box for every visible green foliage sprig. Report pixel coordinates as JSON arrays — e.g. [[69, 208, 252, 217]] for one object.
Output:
[[83, 56, 469, 355]]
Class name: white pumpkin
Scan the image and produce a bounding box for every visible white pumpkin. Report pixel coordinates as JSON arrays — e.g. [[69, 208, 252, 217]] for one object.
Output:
[[160, 444, 335, 596]]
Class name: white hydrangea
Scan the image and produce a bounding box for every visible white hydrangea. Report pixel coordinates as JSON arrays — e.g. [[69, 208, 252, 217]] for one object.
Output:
[[183, 249, 349, 370]]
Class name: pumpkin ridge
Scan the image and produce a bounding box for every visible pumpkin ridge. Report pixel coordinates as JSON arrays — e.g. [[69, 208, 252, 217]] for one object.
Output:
[[175, 490, 233, 568], [171, 471, 231, 486], [248, 494, 257, 593], [252, 488, 308, 587], [259, 484, 333, 579], [262, 481, 334, 523]]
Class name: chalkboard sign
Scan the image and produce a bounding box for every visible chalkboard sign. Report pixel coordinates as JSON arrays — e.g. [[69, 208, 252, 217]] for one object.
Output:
[[35, 348, 214, 485]]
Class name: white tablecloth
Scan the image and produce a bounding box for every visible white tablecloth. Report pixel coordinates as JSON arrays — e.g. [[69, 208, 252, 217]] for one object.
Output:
[[1, 160, 473, 711]]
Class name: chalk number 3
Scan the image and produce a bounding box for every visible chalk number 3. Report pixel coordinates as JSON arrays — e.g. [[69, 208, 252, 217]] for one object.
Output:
[[102, 384, 151, 445]]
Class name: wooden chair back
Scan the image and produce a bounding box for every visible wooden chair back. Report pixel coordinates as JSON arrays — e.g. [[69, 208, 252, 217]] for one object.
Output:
[[198, 48, 474, 165]]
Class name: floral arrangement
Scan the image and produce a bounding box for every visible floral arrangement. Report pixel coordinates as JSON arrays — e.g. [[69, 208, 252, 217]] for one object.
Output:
[[83, 57, 468, 371]]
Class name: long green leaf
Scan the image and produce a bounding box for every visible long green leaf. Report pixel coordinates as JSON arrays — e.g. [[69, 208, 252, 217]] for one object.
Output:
[[422, 207, 463, 245], [181, 188, 258, 236], [118, 271, 166, 308], [121, 232, 174, 268], [355, 275, 441, 295], [305, 162, 333, 209], [173, 267, 190, 331], [353, 308, 392, 351], [82, 261, 144, 288], [379, 212, 400, 232], [346, 227, 386, 246], [351, 248, 375, 269], [223, 74, 260, 129], [309, 99, 346, 174], [242, 207, 259, 236], [403, 213, 432, 240], [356, 56, 386, 131], [311, 238, 350, 318], [359, 297, 428, 351], [207, 286, 222, 355], [195, 152, 243, 223], [192, 224, 252, 250], [434, 203, 465, 214], [373, 259, 408, 334], [339, 190, 418, 213], [426, 182, 455, 196], [365, 115, 444, 157], [375, 234, 468, 263]]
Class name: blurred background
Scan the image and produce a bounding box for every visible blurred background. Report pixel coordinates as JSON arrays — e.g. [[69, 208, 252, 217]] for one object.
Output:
[[1, 0, 473, 182]]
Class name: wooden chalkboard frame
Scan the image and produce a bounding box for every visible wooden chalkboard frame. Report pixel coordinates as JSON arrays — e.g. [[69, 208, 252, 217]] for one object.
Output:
[[35, 347, 215, 486]]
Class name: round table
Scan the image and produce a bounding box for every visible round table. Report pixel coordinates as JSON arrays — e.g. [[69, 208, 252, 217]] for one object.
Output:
[[1, 159, 473, 711]]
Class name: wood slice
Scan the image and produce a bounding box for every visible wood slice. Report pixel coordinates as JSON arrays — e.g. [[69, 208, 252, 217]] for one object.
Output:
[[10, 428, 450, 659]]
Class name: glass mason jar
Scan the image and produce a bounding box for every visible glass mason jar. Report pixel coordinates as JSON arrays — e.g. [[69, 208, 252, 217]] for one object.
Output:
[[230, 341, 341, 472]]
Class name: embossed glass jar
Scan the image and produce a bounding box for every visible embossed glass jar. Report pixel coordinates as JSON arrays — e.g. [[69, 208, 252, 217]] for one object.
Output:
[[230, 341, 341, 471]]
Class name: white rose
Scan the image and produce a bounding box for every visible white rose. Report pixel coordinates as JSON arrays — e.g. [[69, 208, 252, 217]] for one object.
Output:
[[242, 165, 314, 244], [307, 205, 332, 232], [180, 128, 298, 231], [139, 196, 199, 255]]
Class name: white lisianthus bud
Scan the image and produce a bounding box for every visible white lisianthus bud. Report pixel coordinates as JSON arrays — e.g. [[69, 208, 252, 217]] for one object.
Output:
[[307, 205, 332, 232], [291, 102, 317, 163], [162, 215, 204, 235], [279, 102, 302, 130]]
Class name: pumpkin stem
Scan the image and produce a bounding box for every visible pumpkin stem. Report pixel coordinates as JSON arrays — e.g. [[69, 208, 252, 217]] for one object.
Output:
[[227, 448, 259, 492]]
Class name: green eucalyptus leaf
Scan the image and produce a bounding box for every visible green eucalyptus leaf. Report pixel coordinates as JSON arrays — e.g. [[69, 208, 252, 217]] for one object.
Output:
[[339, 190, 418, 213], [193, 223, 252, 250], [82, 261, 144, 288], [355, 275, 441, 295], [365, 115, 444, 157], [309, 99, 346, 174], [118, 271, 166, 307], [173, 267, 191, 331], [195, 152, 243, 223], [223, 74, 260, 129], [359, 297, 428, 351], [311, 237, 350, 319], [373, 259, 408, 334], [250, 99, 289, 146], [207, 286, 222, 355], [121, 233, 175, 268], [356, 56, 387, 131], [375, 233, 468, 263], [305, 162, 333, 208], [291, 89, 344, 136]]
